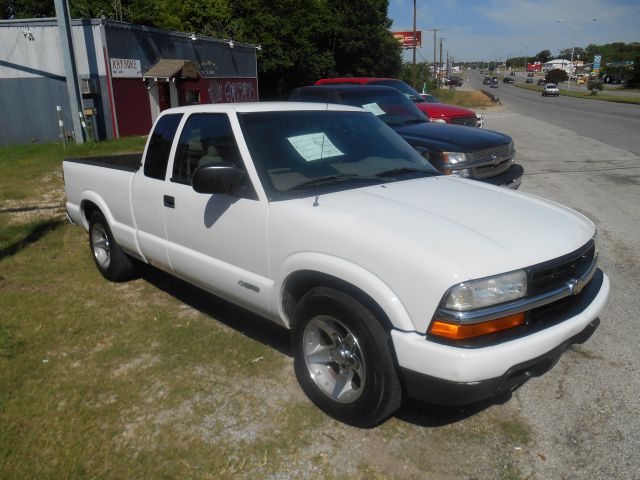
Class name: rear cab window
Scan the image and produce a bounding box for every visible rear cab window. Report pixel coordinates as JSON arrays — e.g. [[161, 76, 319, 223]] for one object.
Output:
[[144, 113, 183, 180]]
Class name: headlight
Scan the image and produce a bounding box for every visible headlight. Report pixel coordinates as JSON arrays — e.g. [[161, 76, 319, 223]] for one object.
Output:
[[443, 152, 467, 165], [442, 270, 527, 311], [429, 118, 447, 124]]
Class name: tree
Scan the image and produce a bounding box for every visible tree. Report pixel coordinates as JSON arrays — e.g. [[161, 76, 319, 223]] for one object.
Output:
[[535, 50, 551, 63], [545, 68, 568, 84], [627, 56, 640, 88]]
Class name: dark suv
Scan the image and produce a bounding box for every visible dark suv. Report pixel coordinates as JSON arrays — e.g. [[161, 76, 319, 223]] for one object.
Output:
[[290, 85, 523, 189]]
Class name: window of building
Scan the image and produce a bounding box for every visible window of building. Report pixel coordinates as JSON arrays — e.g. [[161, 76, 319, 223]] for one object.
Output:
[[144, 113, 183, 180]]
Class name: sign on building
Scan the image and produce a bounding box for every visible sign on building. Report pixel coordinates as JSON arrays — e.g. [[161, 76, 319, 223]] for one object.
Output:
[[110, 58, 142, 78]]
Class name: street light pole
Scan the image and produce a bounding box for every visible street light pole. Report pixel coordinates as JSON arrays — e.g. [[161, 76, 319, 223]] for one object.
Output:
[[557, 18, 597, 92]]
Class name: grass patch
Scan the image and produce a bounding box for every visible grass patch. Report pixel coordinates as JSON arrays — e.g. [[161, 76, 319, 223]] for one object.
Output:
[[430, 89, 496, 108], [0, 136, 146, 203]]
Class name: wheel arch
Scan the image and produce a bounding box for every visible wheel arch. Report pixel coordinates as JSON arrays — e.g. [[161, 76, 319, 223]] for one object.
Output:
[[277, 254, 415, 332]]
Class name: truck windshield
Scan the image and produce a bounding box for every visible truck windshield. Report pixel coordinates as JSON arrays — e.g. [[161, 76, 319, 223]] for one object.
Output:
[[369, 79, 426, 103], [238, 111, 438, 198], [336, 89, 428, 127]]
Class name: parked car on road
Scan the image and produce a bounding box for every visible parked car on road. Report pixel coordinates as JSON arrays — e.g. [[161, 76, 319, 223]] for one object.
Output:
[[542, 83, 560, 97], [315, 77, 481, 127], [290, 85, 522, 189], [63, 101, 609, 427]]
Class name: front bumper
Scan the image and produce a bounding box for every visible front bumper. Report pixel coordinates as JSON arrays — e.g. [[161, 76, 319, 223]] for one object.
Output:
[[477, 163, 524, 190], [391, 270, 609, 405], [401, 318, 599, 405]]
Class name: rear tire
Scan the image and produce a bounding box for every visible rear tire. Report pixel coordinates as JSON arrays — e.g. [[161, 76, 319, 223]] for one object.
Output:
[[88, 211, 136, 282], [292, 287, 401, 427]]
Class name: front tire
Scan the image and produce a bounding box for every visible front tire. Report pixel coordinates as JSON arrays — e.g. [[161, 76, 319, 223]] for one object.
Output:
[[292, 287, 401, 427], [88, 211, 136, 282]]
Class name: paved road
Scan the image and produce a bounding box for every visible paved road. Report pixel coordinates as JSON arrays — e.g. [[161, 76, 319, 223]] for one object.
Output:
[[473, 100, 640, 479], [469, 71, 640, 156]]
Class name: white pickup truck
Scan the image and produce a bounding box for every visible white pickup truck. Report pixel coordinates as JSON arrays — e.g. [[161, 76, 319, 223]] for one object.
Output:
[[63, 102, 609, 427]]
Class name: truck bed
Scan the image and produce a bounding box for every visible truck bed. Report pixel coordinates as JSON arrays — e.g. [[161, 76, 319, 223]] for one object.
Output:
[[64, 153, 142, 172]]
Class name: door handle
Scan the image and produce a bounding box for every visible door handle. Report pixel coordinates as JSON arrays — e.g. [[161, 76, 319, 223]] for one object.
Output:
[[163, 195, 175, 208]]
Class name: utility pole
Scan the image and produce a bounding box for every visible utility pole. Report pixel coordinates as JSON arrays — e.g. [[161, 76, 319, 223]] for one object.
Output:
[[439, 38, 446, 84], [427, 28, 440, 90], [54, 0, 84, 144]]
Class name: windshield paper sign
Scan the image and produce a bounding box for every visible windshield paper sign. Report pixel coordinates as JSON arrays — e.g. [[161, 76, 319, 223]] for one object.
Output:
[[362, 103, 385, 116], [287, 133, 344, 162]]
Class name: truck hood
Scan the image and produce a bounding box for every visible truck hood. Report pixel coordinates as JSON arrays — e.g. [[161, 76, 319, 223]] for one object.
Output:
[[394, 122, 511, 152], [415, 102, 475, 119], [274, 176, 594, 282]]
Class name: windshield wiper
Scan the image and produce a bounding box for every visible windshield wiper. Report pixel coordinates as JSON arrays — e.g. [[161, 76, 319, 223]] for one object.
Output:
[[374, 167, 436, 178], [286, 174, 377, 192]]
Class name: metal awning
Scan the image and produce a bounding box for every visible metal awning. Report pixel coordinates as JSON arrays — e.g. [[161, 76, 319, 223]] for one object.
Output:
[[142, 59, 199, 80]]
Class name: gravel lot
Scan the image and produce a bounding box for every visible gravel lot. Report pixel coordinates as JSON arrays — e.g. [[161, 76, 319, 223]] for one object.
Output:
[[481, 108, 640, 479]]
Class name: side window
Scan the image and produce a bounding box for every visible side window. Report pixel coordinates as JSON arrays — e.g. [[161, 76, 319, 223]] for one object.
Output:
[[144, 114, 183, 180], [171, 113, 244, 184]]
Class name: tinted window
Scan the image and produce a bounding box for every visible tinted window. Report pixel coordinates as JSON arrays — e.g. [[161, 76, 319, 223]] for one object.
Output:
[[239, 111, 438, 198], [172, 113, 244, 184], [370, 80, 425, 103], [336, 89, 428, 126], [144, 113, 183, 180]]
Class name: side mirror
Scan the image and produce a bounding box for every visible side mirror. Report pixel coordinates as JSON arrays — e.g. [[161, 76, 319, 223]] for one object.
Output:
[[192, 162, 245, 194]]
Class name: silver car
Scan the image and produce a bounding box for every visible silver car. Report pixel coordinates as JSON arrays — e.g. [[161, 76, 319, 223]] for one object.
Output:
[[542, 83, 560, 97]]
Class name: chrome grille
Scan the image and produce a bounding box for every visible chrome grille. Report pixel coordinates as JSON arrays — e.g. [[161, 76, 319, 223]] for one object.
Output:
[[468, 143, 514, 162], [469, 142, 515, 179], [450, 116, 478, 127]]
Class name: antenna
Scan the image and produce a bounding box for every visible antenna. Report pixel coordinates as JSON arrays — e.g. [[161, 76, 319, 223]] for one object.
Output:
[[313, 133, 327, 207]]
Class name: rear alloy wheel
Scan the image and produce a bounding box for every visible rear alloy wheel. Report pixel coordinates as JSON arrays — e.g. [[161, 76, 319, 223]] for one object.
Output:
[[89, 211, 136, 282], [292, 287, 401, 427]]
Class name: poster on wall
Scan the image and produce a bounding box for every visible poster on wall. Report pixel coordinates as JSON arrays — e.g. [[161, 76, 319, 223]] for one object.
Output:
[[110, 58, 142, 78]]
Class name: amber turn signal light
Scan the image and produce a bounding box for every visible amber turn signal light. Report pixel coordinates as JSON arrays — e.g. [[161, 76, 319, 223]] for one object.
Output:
[[429, 312, 525, 340]]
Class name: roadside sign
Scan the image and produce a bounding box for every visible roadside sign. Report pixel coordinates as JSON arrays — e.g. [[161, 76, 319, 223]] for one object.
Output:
[[593, 55, 602, 75], [392, 31, 422, 48]]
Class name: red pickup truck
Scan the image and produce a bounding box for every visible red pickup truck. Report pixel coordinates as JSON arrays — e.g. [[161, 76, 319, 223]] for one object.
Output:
[[315, 77, 482, 128]]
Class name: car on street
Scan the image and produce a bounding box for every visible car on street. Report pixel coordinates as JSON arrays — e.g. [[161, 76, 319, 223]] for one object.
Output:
[[503, 77, 514, 84], [490, 78, 499, 88], [483, 76, 492, 85], [290, 85, 522, 189], [315, 77, 481, 127], [526, 77, 533, 83], [542, 83, 560, 96]]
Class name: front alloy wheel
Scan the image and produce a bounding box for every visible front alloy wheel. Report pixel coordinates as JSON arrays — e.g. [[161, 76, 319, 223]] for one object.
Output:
[[302, 315, 366, 404]]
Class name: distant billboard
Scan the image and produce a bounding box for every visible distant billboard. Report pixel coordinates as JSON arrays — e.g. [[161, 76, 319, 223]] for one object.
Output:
[[392, 31, 422, 48]]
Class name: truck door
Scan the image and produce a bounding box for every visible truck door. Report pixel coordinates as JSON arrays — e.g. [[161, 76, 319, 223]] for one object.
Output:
[[161, 113, 271, 315], [131, 113, 183, 271]]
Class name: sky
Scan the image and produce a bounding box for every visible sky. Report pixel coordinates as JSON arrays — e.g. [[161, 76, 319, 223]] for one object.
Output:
[[388, 0, 640, 63]]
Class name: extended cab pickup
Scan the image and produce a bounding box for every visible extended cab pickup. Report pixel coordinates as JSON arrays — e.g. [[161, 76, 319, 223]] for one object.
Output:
[[63, 102, 609, 427]]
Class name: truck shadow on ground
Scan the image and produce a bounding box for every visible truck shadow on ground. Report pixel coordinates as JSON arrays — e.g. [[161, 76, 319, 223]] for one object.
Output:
[[138, 263, 508, 427], [0, 218, 64, 261]]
